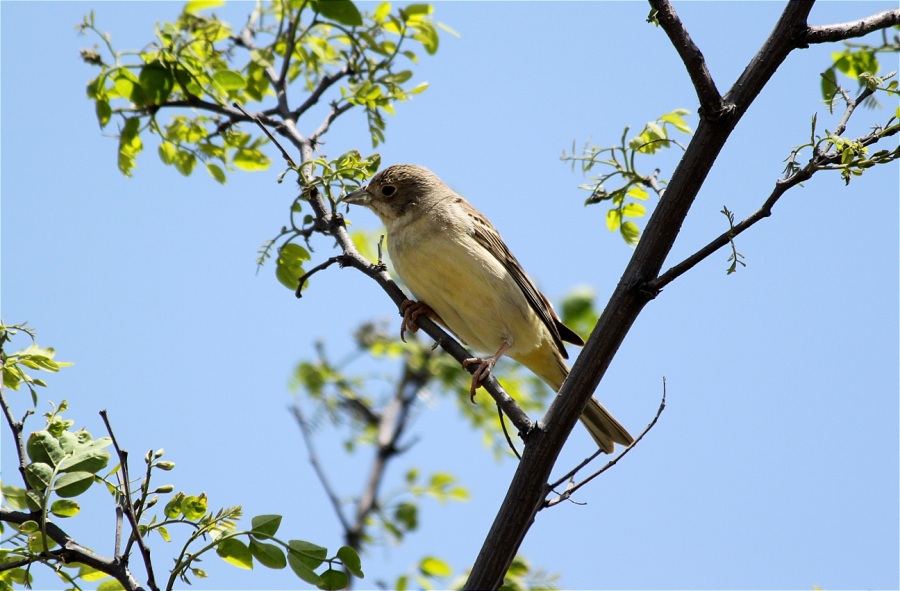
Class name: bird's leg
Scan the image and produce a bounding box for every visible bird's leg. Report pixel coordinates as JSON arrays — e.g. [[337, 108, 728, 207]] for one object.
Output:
[[463, 339, 511, 402], [399, 299, 442, 342]]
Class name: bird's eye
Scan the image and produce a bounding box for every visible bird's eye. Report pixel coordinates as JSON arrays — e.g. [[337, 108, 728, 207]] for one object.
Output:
[[381, 185, 396, 197]]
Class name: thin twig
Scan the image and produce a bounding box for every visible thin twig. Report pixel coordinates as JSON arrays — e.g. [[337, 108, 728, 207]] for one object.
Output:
[[295, 255, 347, 297], [232, 102, 298, 169], [497, 402, 522, 460], [100, 410, 159, 591], [289, 402, 353, 534], [543, 380, 667, 508]]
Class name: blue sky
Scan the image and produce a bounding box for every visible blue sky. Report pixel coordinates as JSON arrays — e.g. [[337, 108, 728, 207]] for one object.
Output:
[[2, 2, 898, 590]]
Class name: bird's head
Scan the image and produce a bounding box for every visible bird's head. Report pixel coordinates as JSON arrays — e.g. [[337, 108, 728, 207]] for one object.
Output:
[[341, 164, 449, 226]]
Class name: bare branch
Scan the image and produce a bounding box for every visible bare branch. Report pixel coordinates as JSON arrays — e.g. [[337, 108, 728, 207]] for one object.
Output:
[[100, 410, 159, 591], [290, 402, 353, 534], [294, 64, 354, 120], [0, 386, 30, 488], [648, 0, 726, 118], [309, 101, 355, 144], [544, 382, 667, 508], [806, 9, 900, 44]]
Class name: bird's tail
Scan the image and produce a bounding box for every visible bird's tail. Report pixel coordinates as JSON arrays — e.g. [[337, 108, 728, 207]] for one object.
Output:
[[514, 347, 633, 453], [579, 396, 634, 454]]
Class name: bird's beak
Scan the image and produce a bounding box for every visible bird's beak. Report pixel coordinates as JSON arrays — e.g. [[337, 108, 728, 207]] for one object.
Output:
[[340, 186, 372, 206]]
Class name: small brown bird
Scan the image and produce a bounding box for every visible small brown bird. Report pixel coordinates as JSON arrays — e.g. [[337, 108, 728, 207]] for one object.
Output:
[[342, 164, 633, 453]]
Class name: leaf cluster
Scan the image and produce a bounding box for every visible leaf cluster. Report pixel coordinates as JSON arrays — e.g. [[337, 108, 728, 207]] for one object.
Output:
[[562, 109, 693, 245], [79, 0, 449, 180], [0, 327, 364, 591]]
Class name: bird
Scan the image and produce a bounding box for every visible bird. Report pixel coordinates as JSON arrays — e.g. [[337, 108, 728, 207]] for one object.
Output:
[[341, 164, 633, 453]]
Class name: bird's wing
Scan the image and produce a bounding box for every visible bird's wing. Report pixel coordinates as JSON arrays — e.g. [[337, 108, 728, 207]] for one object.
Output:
[[463, 199, 585, 357]]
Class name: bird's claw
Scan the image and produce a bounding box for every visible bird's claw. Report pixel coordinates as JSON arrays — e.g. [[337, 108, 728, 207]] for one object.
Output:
[[463, 357, 496, 402], [399, 300, 434, 343]]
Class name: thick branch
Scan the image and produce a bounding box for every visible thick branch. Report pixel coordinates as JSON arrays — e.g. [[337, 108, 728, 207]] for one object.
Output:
[[465, 3, 815, 589], [0, 507, 145, 591], [806, 9, 900, 44], [649, 0, 725, 117]]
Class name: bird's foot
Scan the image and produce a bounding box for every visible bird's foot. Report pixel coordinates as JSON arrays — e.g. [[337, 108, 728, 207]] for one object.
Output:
[[399, 300, 440, 342], [462, 356, 497, 402]]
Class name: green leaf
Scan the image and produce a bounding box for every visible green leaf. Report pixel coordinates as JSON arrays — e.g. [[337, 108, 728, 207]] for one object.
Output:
[[95, 99, 112, 128], [625, 186, 649, 200], [621, 220, 640, 245], [181, 493, 207, 520], [337, 546, 364, 578], [118, 117, 143, 177], [250, 514, 282, 539], [18, 520, 39, 534], [317, 568, 350, 591], [288, 540, 327, 570], [287, 550, 322, 585], [622, 202, 646, 218], [27, 431, 65, 466], [76, 564, 109, 582], [164, 492, 185, 518], [606, 208, 621, 232], [373, 2, 391, 23], [403, 3, 432, 16], [159, 142, 177, 165], [249, 539, 287, 569], [185, 0, 224, 14], [233, 148, 271, 171], [58, 448, 110, 474], [314, 0, 363, 27], [419, 556, 451, 578], [212, 70, 246, 91], [53, 471, 95, 498], [24, 462, 53, 491], [173, 150, 197, 176], [1, 483, 29, 510], [206, 162, 226, 184], [27, 532, 57, 553], [113, 69, 146, 104], [216, 537, 253, 570], [50, 499, 80, 518], [157, 525, 171, 542], [394, 502, 417, 532], [139, 63, 174, 104], [660, 111, 692, 134], [97, 579, 126, 591]]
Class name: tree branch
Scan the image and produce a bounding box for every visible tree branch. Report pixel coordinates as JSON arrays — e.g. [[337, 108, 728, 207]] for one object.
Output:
[[806, 9, 900, 44], [465, 3, 816, 589], [100, 410, 159, 591], [648, 88, 896, 293], [544, 384, 666, 508], [649, 0, 726, 118], [0, 507, 145, 591], [290, 402, 354, 534]]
